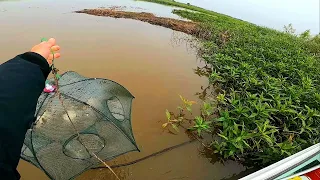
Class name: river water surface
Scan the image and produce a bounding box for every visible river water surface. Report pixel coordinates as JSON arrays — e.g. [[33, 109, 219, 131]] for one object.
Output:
[[0, 0, 247, 179]]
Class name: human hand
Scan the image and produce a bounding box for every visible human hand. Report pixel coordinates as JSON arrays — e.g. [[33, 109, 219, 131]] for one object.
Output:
[[30, 38, 61, 65]]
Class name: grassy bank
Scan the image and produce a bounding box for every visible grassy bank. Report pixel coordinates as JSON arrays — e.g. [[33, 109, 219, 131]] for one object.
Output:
[[138, 0, 242, 21], [138, 0, 212, 14], [150, 1, 320, 166]]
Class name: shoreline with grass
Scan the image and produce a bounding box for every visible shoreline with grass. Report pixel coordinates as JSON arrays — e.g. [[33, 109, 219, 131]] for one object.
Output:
[[138, 0, 320, 168], [79, 0, 320, 172], [137, 0, 247, 22]]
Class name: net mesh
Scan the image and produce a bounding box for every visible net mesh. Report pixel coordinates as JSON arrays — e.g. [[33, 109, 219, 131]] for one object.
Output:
[[21, 71, 139, 180]]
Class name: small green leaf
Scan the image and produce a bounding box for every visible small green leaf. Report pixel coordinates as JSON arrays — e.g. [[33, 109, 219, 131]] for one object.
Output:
[[297, 138, 307, 144], [285, 109, 297, 114], [215, 117, 225, 122], [197, 129, 202, 136], [162, 123, 168, 128], [177, 117, 184, 122], [55, 74, 61, 80], [249, 113, 258, 118], [165, 109, 171, 120], [179, 95, 184, 102], [218, 134, 229, 140], [188, 127, 197, 131], [41, 38, 48, 42], [171, 124, 180, 133], [195, 116, 203, 125], [228, 150, 235, 156], [170, 119, 179, 123], [243, 140, 251, 148], [186, 106, 192, 112]]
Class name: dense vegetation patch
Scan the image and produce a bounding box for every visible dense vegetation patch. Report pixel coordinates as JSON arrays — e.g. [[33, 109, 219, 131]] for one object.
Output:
[[144, 0, 320, 166]]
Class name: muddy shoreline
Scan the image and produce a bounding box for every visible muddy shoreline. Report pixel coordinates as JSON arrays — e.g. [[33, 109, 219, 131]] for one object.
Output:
[[75, 8, 199, 36]]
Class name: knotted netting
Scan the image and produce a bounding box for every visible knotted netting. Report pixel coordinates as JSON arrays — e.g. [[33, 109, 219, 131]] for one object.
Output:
[[21, 71, 139, 180]]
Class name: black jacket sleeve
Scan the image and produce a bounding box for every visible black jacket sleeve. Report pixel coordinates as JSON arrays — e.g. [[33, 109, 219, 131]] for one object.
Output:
[[0, 52, 51, 179]]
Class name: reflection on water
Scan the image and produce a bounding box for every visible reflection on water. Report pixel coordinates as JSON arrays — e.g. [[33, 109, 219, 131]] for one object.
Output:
[[1, 0, 249, 179], [0, 0, 183, 19]]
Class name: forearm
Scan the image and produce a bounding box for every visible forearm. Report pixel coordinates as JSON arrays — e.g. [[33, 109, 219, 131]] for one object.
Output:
[[0, 52, 51, 174]]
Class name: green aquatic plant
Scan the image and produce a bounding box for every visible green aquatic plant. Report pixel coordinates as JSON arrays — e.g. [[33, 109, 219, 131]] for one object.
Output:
[[188, 116, 211, 136], [178, 94, 197, 113], [162, 109, 183, 133], [163, 96, 213, 136], [162, 95, 196, 133]]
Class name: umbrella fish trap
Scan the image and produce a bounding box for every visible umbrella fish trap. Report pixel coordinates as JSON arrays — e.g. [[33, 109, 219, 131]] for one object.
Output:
[[21, 71, 139, 180]]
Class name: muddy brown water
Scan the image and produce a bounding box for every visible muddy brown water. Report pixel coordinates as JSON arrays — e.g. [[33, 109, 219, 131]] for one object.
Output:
[[0, 0, 247, 179]]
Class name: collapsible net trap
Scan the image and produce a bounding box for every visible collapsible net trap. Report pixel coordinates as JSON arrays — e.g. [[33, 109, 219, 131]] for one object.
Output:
[[21, 71, 139, 180]]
